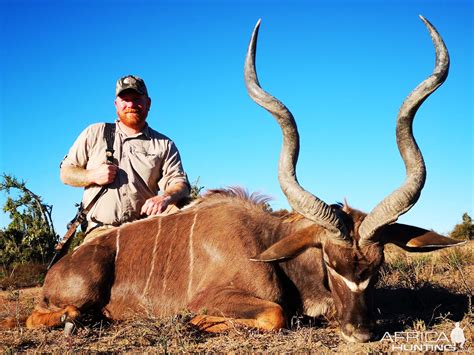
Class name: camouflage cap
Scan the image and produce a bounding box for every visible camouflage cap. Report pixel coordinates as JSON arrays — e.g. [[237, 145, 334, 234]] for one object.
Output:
[[115, 75, 148, 97]]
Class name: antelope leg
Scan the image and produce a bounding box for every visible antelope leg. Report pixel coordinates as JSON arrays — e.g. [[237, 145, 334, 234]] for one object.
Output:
[[26, 305, 80, 328], [188, 287, 285, 332]]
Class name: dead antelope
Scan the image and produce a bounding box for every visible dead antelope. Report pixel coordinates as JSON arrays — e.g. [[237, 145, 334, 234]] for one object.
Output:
[[9, 16, 464, 343]]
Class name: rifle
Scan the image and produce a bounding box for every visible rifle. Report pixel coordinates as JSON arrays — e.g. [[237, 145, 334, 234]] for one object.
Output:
[[47, 187, 107, 269]]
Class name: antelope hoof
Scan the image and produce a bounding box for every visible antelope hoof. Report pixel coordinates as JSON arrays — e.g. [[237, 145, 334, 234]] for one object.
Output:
[[64, 321, 75, 336]]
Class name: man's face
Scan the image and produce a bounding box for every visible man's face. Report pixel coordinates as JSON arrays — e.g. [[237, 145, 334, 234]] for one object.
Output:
[[115, 90, 151, 129]]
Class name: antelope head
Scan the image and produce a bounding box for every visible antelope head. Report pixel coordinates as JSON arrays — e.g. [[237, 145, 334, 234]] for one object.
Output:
[[245, 16, 464, 342]]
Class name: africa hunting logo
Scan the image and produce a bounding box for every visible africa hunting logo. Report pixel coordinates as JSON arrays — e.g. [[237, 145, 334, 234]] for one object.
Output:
[[380, 322, 467, 352]]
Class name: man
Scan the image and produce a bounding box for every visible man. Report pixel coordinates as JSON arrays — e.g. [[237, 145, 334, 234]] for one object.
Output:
[[60, 75, 190, 242]]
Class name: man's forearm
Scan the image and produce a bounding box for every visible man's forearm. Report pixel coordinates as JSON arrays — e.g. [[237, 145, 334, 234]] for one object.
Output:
[[164, 182, 190, 205], [60, 166, 94, 187], [61, 164, 118, 187]]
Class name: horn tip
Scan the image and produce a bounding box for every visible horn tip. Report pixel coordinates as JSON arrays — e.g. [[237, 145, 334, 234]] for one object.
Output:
[[255, 18, 262, 28], [418, 14, 430, 26]]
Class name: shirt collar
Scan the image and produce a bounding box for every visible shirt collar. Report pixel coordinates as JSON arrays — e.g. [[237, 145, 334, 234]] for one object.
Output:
[[115, 120, 152, 140]]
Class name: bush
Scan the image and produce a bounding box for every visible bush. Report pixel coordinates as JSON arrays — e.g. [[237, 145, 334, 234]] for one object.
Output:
[[0, 229, 56, 267], [0, 174, 59, 269], [0, 263, 47, 290], [450, 213, 474, 240]]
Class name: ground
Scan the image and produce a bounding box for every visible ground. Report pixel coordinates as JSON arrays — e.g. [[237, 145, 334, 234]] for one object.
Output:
[[1, 242, 473, 352]]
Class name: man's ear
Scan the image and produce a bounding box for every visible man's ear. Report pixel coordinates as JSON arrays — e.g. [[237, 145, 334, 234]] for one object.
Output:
[[250, 225, 323, 262], [381, 223, 466, 252]]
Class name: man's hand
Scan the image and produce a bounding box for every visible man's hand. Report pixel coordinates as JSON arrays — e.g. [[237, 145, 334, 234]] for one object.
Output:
[[88, 164, 118, 186], [141, 195, 172, 216]]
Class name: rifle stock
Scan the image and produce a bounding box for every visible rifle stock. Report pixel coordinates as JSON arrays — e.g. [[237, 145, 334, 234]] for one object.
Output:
[[47, 186, 107, 270], [47, 221, 80, 269]]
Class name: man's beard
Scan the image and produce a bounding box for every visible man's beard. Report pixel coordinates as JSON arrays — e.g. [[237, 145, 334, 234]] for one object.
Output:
[[117, 109, 148, 129]]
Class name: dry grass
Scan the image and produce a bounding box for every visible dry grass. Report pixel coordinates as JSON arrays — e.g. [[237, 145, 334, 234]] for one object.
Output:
[[1, 242, 473, 353], [0, 263, 47, 290]]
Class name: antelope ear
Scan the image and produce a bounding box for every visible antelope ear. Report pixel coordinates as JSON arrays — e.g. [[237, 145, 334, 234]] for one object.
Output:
[[381, 223, 466, 252], [250, 225, 322, 262]]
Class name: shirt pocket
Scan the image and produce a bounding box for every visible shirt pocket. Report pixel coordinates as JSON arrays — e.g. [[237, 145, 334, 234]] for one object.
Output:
[[129, 146, 163, 179], [130, 147, 158, 158]]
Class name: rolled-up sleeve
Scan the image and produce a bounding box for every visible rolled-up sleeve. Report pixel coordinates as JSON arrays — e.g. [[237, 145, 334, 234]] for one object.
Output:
[[60, 124, 102, 169], [158, 141, 190, 192]]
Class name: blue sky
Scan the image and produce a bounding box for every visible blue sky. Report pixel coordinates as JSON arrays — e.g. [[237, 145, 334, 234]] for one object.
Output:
[[0, 0, 472, 237]]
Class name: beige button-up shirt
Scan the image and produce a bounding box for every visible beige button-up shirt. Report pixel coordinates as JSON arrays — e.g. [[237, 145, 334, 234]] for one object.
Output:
[[61, 122, 189, 228]]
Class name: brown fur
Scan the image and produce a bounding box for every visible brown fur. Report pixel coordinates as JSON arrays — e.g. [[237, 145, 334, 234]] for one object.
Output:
[[27, 305, 80, 328], [10, 188, 461, 343], [0, 316, 28, 329], [26, 191, 288, 330]]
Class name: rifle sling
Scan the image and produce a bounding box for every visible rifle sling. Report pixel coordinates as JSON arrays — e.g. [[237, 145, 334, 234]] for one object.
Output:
[[52, 186, 107, 249], [48, 123, 116, 269]]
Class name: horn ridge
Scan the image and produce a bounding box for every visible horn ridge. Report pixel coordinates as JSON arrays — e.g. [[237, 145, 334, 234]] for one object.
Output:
[[244, 20, 348, 241], [359, 16, 450, 245]]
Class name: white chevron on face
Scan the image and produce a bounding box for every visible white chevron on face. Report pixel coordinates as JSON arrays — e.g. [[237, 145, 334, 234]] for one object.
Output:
[[324, 253, 371, 293]]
